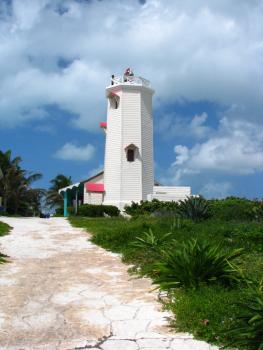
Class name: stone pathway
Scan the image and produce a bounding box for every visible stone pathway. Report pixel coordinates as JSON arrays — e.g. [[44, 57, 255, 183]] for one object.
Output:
[[0, 217, 218, 350]]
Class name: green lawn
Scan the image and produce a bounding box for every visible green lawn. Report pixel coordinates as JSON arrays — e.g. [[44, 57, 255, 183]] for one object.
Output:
[[0, 220, 10, 264], [69, 216, 263, 349]]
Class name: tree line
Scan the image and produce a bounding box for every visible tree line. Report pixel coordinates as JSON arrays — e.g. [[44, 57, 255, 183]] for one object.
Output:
[[0, 150, 72, 216]]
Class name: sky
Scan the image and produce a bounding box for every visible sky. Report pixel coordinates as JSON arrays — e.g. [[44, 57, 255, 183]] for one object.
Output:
[[0, 0, 263, 199]]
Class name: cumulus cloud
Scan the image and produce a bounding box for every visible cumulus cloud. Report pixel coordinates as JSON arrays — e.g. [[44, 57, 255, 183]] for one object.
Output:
[[174, 145, 189, 165], [171, 117, 263, 184], [0, 59, 108, 129], [55, 142, 95, 161], [0, 0, 263, 129]]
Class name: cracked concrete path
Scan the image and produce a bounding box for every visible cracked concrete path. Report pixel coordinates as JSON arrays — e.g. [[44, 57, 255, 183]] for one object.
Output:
[[0, 217, 218, 350]]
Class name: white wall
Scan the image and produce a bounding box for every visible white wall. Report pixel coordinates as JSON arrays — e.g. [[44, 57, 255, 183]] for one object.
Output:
[[103, 90, 123, 203], [103, 83, 154, 209], [83, 172, 104, 205], [121, 88, 142, 202], [84, 192, 104, 205], [150, 186, 191, 202], [141, 89, 154, 200]]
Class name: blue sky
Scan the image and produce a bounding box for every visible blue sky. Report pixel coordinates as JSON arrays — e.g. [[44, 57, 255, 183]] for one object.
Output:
[[0, 0, 263, 198]]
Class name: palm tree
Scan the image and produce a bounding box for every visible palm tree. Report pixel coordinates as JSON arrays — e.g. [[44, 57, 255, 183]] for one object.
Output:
[[0, 150, 22, 212], [0, 150, 44, 215], [46, 174, 72, 208], [10, 171, 44, 215]]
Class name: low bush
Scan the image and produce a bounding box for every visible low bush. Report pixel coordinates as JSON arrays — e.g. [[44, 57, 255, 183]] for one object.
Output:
[[124, 197, 263, 223], [125, 197, 211, 221], [124, 199, 179, 217], [132, 228, 173, 253], [209, 197, 263, 222], [225, 279, 263, 350], [178, 196, 211, 222], [55, 204, 119, 217], [152, 239, 243, 290], [77, 204, 120, 217]]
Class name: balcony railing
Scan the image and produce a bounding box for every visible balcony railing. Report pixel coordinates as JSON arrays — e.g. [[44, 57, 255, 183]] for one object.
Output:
[[111, 75, 151, 88]]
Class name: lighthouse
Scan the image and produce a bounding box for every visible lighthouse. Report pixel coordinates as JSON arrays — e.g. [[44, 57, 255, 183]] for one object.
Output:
[[103, 71, 154, 209], [59, 70, 191, 215]]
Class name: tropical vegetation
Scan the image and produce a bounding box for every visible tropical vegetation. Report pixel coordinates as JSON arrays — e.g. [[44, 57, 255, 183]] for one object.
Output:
[[225, 279, 263, 349], [152, 239, 243, 290], [46, 174, 72, 209], [77, 204, 120, 217], [70, 196, 263, 349], [178, 195, 211, 221], [0, 220, 11, 264], [0, 221, 10, 237], [0, 150, 44, 216]]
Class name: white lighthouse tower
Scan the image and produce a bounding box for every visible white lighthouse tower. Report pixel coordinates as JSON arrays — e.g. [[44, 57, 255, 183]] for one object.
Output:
[[59, 70, 192, 215], [103, 71, 154, 209]]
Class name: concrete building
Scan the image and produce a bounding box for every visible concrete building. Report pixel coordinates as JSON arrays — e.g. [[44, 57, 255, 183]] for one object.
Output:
[[60, 71, 191, 215]]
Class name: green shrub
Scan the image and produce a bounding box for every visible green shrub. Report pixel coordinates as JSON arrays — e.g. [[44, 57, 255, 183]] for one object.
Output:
[[77, 204, 120, 217], [124, 197, 263, 222], [132, 228, 173, 252], [152, 239, 243, 290], [124, 199, 179, 217], [55, 207, 63, 215], [225, 279, 263, 350], [209, 197, 263, 222], [178, 196, 211, 222], [102, 205, 120, 217]]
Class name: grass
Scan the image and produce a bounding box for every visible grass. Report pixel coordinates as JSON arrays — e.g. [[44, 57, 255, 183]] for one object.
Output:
[[0, 221, 10, 237], [169, 285, 248, 344], [69, 215, 263, 349], [0, 220, 10, 264]]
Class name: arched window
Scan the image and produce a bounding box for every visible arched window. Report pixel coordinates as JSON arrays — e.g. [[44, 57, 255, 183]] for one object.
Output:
[[127, 149, 135, 162], [125, 143, 138, 162]]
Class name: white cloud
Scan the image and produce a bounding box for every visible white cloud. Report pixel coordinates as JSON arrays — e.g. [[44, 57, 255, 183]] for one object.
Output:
[[174, 145, 189, 165], [190, 113, 211, 139], [0, 60, 109, 129], [0, 0, 263, 129], [55, 142, 95, 161], [171, 118, 263, 184]]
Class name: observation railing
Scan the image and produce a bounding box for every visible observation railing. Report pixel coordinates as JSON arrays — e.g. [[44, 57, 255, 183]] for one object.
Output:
[[111, 75, 151, 88]]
